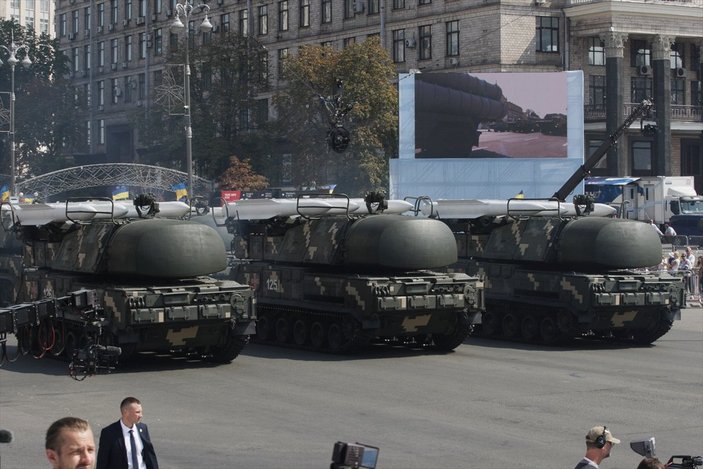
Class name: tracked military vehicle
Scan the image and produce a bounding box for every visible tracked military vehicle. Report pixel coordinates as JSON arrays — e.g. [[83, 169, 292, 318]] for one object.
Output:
[[0, 197, 255, 373], [222, 194, 483, 353], [416, 100, 684, 345]]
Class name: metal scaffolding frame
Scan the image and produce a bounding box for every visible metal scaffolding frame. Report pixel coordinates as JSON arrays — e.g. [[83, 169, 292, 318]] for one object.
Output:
[[15, 163, 213, 201]]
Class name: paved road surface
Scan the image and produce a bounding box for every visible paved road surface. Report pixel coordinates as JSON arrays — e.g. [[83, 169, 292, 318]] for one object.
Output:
[[1, 309, 701, 469]]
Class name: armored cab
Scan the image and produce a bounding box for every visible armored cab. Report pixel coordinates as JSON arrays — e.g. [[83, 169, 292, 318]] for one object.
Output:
[[226, 196, 483, 353], [444, 206, 684, 345], [0, 200, 255, 366]]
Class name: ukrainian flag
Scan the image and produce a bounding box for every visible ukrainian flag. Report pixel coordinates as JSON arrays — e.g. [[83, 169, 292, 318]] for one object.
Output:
[[1, 185, 10, 202], [171, 182, 188, 201], [112, 185, 129, 201]]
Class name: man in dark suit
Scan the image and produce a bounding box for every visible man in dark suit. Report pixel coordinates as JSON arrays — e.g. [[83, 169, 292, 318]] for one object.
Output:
[[97, 397, 159, 469]]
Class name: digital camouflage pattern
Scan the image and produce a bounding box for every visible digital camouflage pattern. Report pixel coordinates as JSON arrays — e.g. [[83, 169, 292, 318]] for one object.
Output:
[[229, 214, 483, 353], [0, 214, 255, 363], [447, 216, 683, 344]]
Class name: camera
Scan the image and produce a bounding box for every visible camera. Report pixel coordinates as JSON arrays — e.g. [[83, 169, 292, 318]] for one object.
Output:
[[330, 441, 379, 469], [630, 437, 702, 469]]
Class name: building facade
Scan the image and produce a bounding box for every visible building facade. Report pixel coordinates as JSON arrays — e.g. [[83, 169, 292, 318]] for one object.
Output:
[[53, 0, 703, 189], [1, 0, 55, 36]]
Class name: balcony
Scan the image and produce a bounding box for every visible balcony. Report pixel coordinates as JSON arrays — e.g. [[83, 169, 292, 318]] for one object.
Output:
[[585, 103, 703, 122]]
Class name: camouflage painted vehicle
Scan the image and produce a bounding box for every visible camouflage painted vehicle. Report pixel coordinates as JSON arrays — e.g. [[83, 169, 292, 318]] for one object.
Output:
[[0, 199, 255, 366], [442, 208, 684, 345], [225, 196, 483, 353]]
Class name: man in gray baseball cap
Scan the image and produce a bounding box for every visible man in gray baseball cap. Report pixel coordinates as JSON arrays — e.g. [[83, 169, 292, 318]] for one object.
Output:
[[574, 425, 621, 469]]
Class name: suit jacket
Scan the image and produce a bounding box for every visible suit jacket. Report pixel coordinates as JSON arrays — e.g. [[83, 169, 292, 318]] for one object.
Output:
[[97, 420, 159, 469]]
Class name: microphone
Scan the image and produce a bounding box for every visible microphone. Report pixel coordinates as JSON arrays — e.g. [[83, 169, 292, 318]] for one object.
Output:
[[0, 429, 14, 443]]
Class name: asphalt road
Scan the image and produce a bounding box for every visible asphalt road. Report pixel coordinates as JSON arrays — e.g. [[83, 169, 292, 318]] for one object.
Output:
[[1, 309, 701, 469]]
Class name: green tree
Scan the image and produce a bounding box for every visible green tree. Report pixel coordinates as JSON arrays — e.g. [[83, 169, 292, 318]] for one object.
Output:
[[135, 34, 273, 181], [0, 20, 83, 183], [273, 38, 398, 196]]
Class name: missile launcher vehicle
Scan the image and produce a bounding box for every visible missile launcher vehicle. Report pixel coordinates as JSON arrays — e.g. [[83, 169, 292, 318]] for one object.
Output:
[[222, 194, 483, 353], [412, 100, 683, 345], [433, 205, 683, 345], [0, 197, 256, 372]]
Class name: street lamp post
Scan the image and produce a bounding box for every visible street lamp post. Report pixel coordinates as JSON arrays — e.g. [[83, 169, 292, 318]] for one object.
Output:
[[0, 35, 32, 197], [171, 0, 212, 202]]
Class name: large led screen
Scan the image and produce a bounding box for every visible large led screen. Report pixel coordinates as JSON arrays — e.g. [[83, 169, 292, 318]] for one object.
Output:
[[392, 71, 584, 200]]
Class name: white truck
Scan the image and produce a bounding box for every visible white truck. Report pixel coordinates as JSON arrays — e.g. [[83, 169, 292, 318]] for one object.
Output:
[[586, 176, 703, 234], [622, 176, 703, 225]]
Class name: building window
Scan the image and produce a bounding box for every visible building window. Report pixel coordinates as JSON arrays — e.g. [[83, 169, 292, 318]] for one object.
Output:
[[125, 35, 133, 61], [124, 76, 133, 103], [670, 43, 683, 69], [111, 78, 119, 104], [419, 25, 431, 60], [631, 40, 651, 68], [72, 47, 79, 72], [138, 73, 145, 99], [343, 37, 356, 48], [258, 5, 268, 35], [321, 0, 332, 23], [344, 0, 354, 19], [86, 121, 91, 147], [153, 0, 162, 14], [446, 20, 459, 57], [259, 51, 269, 81], [631, 76, 652, 103], [110, 0, 118, 24], [72, 10, 79, 34], [99, 119, 105, 145], [589, 75, 606, 111], [368, 0, 379, 14], [418, 0, 431, 5], [60, 13, 67, 36], [300, 0, 310, 27], [84, 7, 91, 32], [98, 80, 105, 106], [221, 13, 230, 32], [111, 39, 118, 64], [278, 48, 288, 78], [631, 140, 653, 175], [392, 0, 405, 9], [255, 98, 269, 127], [692, 80, 701, 106], [239, 9, 248, 36], [98, 41, 105, 67], [392, 29, 405, 63], [588, 37, 604, 66], [138, 0, 147, 17], [672, 77, 685, 104], [97, 2, 105, 27], [278, 1, 288, 31], [587, 139, 607, 170], [536, 17, 559, 53], [125, 0, 133, 20], [83, 45, 91, 71], [154, 28, 163, 56], [139, 32, 146, 59]]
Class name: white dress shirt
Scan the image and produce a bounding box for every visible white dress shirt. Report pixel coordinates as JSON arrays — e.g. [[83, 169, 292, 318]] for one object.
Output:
[[120, 420, 146, 469]]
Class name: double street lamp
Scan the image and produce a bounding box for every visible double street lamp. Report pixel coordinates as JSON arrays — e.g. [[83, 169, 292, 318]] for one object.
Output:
[[0, 35, 32, 197], [170, 0, 212, 202]]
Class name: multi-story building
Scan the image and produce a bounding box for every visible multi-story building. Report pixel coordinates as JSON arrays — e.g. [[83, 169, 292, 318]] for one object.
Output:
[[54, 0, 702, 189], [1, 0, 55, 36]]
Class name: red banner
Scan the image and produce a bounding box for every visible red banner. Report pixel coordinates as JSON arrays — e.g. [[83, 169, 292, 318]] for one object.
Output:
[[221, 190, 241, 202]]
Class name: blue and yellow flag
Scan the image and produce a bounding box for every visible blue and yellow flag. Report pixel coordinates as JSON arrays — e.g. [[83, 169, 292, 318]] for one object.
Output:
[[112, 185, 129, 201], [171, 182, 188, 201], [1, 185, 10, 202]]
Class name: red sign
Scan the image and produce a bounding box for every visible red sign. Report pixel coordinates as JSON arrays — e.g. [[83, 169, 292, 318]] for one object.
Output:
[[221, 190, 241, 202]]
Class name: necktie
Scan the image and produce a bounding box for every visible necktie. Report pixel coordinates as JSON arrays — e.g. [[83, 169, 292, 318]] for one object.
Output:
[[129, 429, 139, 469]]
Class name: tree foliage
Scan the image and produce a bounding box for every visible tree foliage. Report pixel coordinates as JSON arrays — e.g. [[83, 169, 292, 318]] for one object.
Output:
[[135, 34, 272, 181], [0, 20, 83, 182], [273, 38, 398, 196], [218, 155, 269, 191]]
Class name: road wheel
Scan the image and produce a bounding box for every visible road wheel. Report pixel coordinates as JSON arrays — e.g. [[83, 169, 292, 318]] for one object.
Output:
[[433, 311, 471, 352], [292, 318, 308, 346], [540, 316, 560, 344], [521, 315, 539, 342], [256, 315, 272, 341], [275, 317, 291, 344], [310, 321, 325, 350], [327, 322, 344, 352], [502, 313, 519, 339], [209, 331, 249, 364]]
